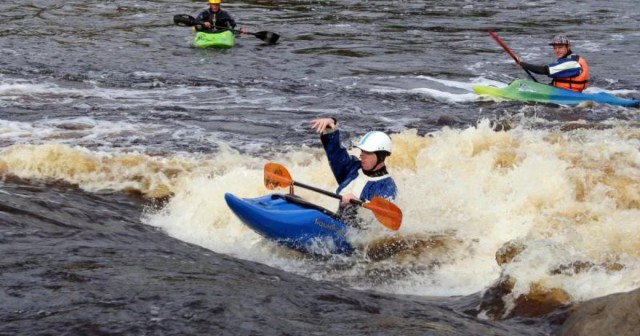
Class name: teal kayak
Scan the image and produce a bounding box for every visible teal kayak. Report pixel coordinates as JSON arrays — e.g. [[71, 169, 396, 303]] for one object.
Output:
[[224, 193, 354, 255], [473, 79, 639, 107], [193, 30, 235, 48]]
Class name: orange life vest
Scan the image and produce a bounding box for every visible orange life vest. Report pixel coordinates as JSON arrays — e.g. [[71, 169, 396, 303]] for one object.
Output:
[[552, 56, 589, 92]]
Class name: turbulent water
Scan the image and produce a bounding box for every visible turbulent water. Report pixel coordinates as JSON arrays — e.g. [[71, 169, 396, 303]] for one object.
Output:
[[1, 0, 639, 334]]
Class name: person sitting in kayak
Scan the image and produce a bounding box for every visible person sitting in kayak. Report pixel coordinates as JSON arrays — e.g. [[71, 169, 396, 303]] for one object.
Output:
[[311, 118, 397, 228], [195, 0, 242, 32], [517, 35, 589, 92]]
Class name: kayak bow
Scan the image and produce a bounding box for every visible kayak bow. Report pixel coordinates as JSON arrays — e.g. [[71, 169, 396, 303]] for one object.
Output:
[[225, 193, 354, 255]]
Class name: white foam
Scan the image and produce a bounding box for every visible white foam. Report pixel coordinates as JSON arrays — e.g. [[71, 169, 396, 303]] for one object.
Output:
[[2, 109, 640, 306]]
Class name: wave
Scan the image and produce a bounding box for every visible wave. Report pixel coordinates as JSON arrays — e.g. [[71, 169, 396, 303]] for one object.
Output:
[[1, 120, 639, 318]]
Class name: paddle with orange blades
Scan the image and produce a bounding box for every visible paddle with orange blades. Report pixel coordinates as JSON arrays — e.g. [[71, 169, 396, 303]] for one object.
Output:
[[264, 162, 402, 231], [488, 30, 538, 82]]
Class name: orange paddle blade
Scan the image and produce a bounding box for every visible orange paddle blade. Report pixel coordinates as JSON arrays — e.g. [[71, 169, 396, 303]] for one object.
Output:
[[264, 162, 293, 189], [363, 197, 403, 231]]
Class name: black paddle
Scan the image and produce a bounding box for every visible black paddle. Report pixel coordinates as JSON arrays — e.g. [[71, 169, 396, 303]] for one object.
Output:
[[173, 14, 280, 44], [173, 14, 196, 27]]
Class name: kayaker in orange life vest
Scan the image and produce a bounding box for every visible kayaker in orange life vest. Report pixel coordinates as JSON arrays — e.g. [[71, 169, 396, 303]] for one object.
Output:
[[195, 0, 246, 33], [517, 35, 589, 92]]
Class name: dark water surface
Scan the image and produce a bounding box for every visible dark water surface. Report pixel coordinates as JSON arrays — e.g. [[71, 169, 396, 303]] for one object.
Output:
[[0, 179, 550, 335], [1, 0, 639, 334]]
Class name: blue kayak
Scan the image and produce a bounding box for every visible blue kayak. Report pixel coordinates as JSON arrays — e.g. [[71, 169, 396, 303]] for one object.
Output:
[[473, 79, 640, 107], [224, 193, 354, 255]]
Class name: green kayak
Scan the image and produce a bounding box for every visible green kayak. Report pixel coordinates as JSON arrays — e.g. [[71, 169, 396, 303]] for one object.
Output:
[[473, 79, 639, 107], [193, 30, 235, 48]]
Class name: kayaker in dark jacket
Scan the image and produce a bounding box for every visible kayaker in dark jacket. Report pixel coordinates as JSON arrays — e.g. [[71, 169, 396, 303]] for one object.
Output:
[[311, 117, 398, 227], [195, 0, 242, 32], [517, 34, 589, 92]]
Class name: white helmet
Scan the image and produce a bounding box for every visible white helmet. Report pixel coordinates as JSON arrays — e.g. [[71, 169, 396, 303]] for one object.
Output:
[[356, 131, 392, 154]]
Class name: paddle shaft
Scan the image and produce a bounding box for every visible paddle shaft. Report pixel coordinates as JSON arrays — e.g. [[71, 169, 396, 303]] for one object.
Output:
[[212, 25, 241, 33], [215, 26, 257, 37], [488, 30, 538, 82], [214, 26, 279, 44], [292, 180, 363, 206]]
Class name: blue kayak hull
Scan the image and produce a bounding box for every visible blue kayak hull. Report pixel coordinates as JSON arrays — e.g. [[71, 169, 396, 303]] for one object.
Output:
[[224, 193, 354, 255]]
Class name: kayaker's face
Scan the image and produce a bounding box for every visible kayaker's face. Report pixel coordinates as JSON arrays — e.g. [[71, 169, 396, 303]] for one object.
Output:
[[209, 3, 220, 12], [360, 150, 380, 171], [552, 44, 569, 59]]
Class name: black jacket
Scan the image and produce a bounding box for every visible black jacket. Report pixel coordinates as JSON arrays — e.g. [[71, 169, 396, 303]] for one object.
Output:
[[195, 9, 237, 30]]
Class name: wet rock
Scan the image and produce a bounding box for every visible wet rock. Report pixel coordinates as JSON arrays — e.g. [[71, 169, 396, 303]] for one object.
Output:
[[365, 233, 457, 262], [477, 275, 516, 319], [510, 283, 570, 318], [495, 240, 526, 266], [480, 240, 571, 319], [550, 260, 624, 275], [560, 287, 640, 336], [478, 275, 570, 320]]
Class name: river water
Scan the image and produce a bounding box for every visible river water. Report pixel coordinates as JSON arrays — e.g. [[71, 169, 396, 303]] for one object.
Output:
[[1, 0, 639, 334]]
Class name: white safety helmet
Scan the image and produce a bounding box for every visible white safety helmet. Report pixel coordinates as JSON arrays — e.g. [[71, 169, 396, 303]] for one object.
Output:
[[356, 131, 392, 154]]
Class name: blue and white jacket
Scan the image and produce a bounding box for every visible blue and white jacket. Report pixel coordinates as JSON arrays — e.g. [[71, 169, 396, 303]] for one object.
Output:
[[321, 130, 397, 202], [548, 54, 582, 79]]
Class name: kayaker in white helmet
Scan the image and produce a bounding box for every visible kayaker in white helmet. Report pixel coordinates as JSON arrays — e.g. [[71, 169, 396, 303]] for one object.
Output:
[[517, 34, 589, 92], [195, 0, 245, 32], [310, 118, 397, 214]]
